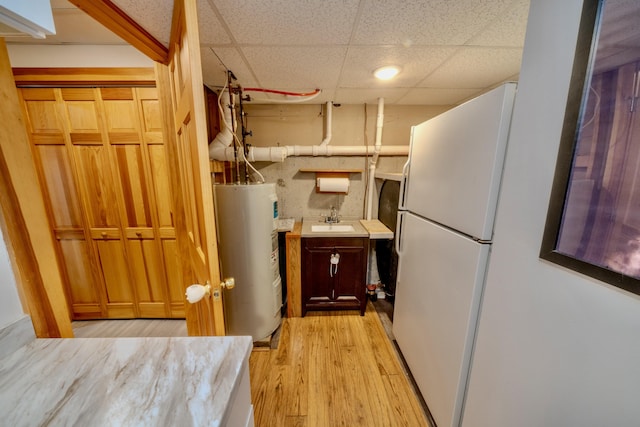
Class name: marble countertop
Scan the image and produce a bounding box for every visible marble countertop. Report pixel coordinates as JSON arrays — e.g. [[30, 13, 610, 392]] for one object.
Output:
[[0, 334, 252, 427]]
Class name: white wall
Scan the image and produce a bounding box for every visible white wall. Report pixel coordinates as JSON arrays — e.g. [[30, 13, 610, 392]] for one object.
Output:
[[462, 1, 640, 426], [247, 103, 447, 220], [0, 226, 25, 329], [6, 44, 153, 68]]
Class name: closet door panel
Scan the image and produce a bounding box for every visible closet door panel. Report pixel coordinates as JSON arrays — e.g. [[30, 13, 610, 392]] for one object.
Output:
[[114, 144, 152, 227], [58, 237, 102, 318], [73, 145, 120, 228], [162, 238, 186, 318], [128, 237, 169, 318], [137, 87, 163, 144], [148, 145, 173, 228], [61, 88, 103, 145], [20, 89, 65, 145], [36, 145, 83, 228], [102, 88, 140, 144], [96, 238, 135, 318]]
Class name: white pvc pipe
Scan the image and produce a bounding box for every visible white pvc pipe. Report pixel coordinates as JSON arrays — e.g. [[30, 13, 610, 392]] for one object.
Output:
[[208, 90, 234, 157], [319, 101, 332, 146], [208, 94, 407, 163], [366, 98, 384, 220], [209, 144, 407, 162]]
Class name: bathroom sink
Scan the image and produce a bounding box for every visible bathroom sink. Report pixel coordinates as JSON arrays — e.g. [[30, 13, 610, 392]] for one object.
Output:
[[311, 224, 355, 232], [301, 217, 369, 237]]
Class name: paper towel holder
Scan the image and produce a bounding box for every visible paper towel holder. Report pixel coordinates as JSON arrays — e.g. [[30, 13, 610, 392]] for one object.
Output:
[[299, 169, 362, 194]]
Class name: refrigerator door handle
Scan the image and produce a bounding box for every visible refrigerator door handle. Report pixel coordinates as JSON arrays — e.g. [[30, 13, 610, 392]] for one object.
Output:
[[398, 157, 410, 210], [395, 211, 405, 256]]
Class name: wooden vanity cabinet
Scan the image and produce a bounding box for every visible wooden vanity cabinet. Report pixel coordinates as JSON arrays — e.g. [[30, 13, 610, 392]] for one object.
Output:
[[301, 237, 368, 316]]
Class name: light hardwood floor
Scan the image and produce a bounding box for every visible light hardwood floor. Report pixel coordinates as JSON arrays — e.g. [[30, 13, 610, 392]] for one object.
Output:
[[72, 303, 430, 427], [250, 303, 430, 427]]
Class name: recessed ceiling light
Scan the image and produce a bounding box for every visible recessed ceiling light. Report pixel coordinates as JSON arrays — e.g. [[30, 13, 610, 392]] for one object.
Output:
[[374, 66, 400, 80]]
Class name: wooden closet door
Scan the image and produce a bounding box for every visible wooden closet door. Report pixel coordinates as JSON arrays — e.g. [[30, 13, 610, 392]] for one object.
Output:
[[101, 87, 171, 318], [62, 88, 136, 318], [20, 84, 185, 320], [19, 88, 103, 319], [138, 88, 186, 317]]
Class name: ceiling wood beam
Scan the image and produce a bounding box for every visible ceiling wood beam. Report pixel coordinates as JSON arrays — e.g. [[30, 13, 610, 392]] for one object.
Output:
[[68, 0, 168, 64]]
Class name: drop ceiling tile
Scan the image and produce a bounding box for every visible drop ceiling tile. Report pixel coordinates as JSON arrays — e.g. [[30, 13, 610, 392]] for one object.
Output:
[[339, 46, 456, 88], [201, 47, 258, 89], [241, 46, 347, 89], [112, 0, 172, 45], [397, 87, 481, 105], [198, 1, 232, 45], [334, 88, 410, 105], [212, 0, 360, 45], [353, 0, 512, 46], [468, 0, 530, 47], [420, 47, 523, 88]]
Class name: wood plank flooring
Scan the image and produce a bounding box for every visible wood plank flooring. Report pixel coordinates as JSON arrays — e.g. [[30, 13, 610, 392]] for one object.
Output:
[[250, 303, 430, 427]]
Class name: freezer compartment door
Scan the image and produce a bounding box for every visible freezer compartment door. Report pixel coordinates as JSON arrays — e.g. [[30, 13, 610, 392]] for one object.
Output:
[[405, 83, 516, 240], [393, 213, 490, 427]]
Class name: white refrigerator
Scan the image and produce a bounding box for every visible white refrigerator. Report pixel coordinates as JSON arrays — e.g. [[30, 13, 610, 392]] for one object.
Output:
[[393, 83, 517, 427]]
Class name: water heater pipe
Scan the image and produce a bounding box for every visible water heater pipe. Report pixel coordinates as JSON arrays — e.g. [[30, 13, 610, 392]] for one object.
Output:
[[209, 144, 407, 162], [366, 98, 384, 220], [208, 94, 408, 162], [319, 101, 332, 146], [208, 89, 234, 157]]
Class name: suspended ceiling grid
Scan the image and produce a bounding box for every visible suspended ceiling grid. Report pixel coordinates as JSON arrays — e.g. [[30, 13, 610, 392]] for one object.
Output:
[[8, 0, 531, 106]]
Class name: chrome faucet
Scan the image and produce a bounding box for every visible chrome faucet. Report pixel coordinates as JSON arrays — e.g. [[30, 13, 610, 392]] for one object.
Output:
[[325, 206, 340, 223]]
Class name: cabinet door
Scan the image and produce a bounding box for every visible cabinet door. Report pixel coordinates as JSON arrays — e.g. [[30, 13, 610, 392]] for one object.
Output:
[[333, 239, 368, 310], [302, 242, 334, 310], [302, 237, 368, 315]]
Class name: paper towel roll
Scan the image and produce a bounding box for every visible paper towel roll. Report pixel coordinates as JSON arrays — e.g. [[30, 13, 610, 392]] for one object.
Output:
[[317, 177, 350, 193]]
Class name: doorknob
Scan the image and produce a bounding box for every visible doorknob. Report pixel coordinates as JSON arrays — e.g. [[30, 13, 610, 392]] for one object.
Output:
[[185, 283, 211, 303], [220, 277, 235, 290]]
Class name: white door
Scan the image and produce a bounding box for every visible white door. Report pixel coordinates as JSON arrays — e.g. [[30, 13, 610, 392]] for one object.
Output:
[[404, 83, 516, 240], [393, 212, 490, 427]]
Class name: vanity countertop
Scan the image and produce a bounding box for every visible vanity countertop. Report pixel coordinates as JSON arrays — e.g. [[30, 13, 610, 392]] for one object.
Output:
[[0, 334, 252, 427], [301, 217, 369, 238]]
